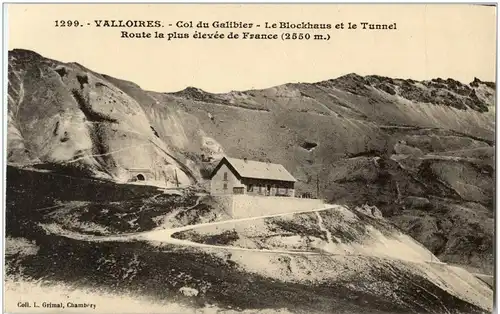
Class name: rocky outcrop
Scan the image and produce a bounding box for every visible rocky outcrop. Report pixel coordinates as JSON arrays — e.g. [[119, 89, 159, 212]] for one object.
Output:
[[7, 49, 200, 186]]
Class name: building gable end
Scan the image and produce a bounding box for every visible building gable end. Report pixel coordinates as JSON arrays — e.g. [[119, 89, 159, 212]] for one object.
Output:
[[209, 157, 242, 180]]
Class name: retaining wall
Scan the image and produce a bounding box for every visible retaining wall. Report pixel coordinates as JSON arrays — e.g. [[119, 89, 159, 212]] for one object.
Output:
[[214, 195, 324, 218]]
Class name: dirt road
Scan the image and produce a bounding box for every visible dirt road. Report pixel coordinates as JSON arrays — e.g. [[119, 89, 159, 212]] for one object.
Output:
[[40, 204, 338, 255], [39, 203, 451, 266]]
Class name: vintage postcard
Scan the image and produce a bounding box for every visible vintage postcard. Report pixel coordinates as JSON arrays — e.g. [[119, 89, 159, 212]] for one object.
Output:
[[4, 3, 496, 314]]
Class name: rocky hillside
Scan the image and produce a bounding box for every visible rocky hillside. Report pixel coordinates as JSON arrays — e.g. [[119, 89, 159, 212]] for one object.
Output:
[[167, 205, 493, 313], [7, 49, 495, 274], [5, 169, 493, 314]]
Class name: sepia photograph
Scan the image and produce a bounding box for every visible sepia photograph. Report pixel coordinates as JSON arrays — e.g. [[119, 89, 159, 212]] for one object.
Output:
[[3, 3, 496, 314]]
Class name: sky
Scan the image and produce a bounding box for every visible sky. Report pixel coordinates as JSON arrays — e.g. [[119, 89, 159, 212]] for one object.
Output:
[[7, 3, 497, 93]]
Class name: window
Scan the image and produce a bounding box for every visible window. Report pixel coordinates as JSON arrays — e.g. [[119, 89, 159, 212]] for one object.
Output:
[[233, 187, 244, 194], [223, 172, 228, 181], [223, 183, 228, 190], [247, 184, 254, 192]]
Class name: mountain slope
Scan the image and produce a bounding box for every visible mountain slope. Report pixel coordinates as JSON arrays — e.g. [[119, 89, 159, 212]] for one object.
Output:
[[8, 49, 198, 185], [5, 168, 493, 313], [7, 48, 495, 274]]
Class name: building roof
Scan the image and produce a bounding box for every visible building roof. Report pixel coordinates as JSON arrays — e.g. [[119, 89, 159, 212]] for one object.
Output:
[[212, 157, 297, 182]]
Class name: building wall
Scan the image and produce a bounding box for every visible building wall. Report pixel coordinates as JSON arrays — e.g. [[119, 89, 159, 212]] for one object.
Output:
[[241, 178, 295, 197], [217, 195, 324, 218], [212, 195, 234, 217], [210, 163, 244, 195]]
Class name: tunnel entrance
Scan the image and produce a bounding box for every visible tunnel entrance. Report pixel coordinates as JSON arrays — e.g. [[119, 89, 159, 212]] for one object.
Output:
[[136, 174, 145, 181]]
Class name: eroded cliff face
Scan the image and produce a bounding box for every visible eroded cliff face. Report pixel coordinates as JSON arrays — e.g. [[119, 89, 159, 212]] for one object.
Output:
[[7, 49, 495, 274], [7, 49, 203, 186]]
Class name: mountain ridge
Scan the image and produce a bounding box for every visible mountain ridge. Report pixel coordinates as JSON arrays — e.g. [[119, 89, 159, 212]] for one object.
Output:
[[9, 48, 495, 95], [165, 73, 496, 96]]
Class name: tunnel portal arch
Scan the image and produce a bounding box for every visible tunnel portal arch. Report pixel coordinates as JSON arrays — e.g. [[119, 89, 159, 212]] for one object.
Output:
[[136, 174, 145, 181]]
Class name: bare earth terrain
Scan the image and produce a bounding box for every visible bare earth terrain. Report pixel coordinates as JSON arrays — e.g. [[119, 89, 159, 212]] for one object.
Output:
[[5, 167, 493, 313]]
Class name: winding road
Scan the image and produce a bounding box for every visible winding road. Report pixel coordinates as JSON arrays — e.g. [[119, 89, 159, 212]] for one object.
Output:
[[40, 203, 448, 265], [41, 204, 338, 255]]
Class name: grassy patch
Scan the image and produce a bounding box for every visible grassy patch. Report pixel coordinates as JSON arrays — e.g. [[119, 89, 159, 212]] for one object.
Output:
[[266, 213, 327, 241], [6, 166, 205, 237], [173, 229, 240, 246]]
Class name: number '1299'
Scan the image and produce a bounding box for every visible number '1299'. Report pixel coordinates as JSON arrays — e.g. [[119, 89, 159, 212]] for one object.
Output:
[[54, 20, 80, 27]]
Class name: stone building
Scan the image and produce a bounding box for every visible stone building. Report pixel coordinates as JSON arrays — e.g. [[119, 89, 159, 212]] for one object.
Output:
[[209, 157, 296, 197]]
